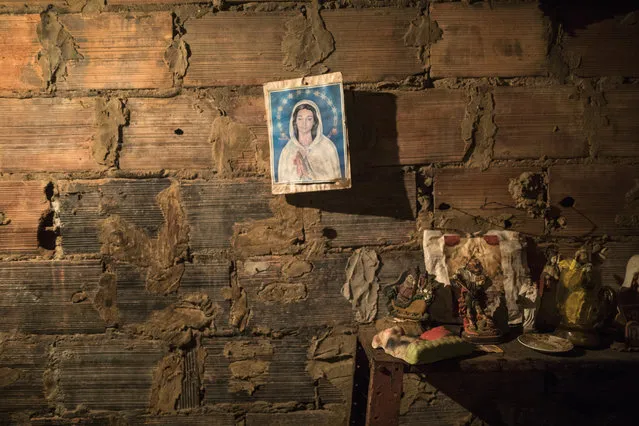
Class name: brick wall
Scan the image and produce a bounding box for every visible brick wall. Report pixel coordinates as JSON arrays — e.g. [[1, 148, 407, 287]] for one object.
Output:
[[0, 1, 638, 425]]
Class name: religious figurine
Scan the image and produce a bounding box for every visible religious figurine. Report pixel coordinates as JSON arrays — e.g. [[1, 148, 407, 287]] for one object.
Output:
[[555, 245, 616, 347], [539, 247, 561, 299], [535, 247, 562, 331], [621, 255, 639, 289], [616, 256, 639, 327], [517, 279, 538, 333], [452, 257, 503, 344], [380, 267, 439, 336], [384, 268, 438, 321]]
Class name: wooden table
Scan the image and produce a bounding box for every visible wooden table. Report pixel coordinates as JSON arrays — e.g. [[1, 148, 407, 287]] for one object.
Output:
[[349, 325, 639, 426]]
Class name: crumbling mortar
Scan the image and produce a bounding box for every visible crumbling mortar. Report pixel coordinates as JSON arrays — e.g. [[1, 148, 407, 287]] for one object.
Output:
[[92, 98, 130, 169], [0, 85, 182, 100], [36, 10, 84, 92], [461, 87, 496, 170], [74, 0, 107, 14], [229, 1, 304, 13], [0, 6, 55, 14], [165, 13, 191, 87], [321, 1, 428, 9], [432, 76, 563, 89], [11, 74, 584, 98], [543, 1, 573, 84], [201, 401, 310, 415], [221, 265, 252, 333], [345, 75, 433, 91], [52, 87, 182, 99], [508, 171, 549, 219], [0, 211, 10, 226], [307, 327, 356, 409], [574, 79, 610, 159], [43, 338, 66, 416], [98, 180, 190, 295], [6, 154, 639, 188], [403, 7, 442, 71], [281, 0, 335, 74]]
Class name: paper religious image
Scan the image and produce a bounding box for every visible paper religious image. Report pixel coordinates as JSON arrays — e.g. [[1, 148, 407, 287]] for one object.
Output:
[[263, 72, 351, 194]]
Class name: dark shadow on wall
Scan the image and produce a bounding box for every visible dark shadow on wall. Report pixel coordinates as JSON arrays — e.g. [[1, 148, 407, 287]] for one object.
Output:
[[286, 91, 415, 221], [539, 0, 638, 35]]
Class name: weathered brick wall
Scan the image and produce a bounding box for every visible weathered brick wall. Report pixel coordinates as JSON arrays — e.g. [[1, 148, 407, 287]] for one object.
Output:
[[0, 0, 638, 425]]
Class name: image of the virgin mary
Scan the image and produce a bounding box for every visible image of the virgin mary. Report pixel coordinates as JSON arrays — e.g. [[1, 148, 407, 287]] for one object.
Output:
[[277, 100, 342, 183]]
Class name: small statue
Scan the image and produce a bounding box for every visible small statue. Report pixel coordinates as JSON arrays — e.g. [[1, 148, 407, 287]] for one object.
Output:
[[539, 247, 560, 299], [556, 245, 615, 347], [380, 267, 439, 336], [384, 268, 438, 321], [517, 279, 538, 333], [616, 256, 639, 327], [452, 257, 503, 344], [559, 247, 595, 324], [535, 246, 563, 331], [621, 255, 639, 289]]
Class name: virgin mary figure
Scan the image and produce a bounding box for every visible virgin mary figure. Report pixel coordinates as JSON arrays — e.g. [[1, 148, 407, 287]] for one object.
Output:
[[277, 99, 342, 183]]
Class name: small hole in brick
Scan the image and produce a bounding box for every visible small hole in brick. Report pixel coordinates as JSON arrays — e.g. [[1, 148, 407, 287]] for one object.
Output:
[[438, 202, 451, 211], [37, 211, 56, 251], [504, 219, 513, 229], [174, 128, 184, 135], [559, 196, 575, 208], [44, 182, 54, 201], [322, 227, 337, 239]]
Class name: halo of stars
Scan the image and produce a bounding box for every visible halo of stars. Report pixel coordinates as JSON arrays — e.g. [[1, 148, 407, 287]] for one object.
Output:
[[275, 87, 340, 141]]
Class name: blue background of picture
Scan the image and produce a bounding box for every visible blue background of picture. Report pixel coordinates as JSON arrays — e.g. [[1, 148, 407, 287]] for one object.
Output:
[[269, 83, 346, 182]]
